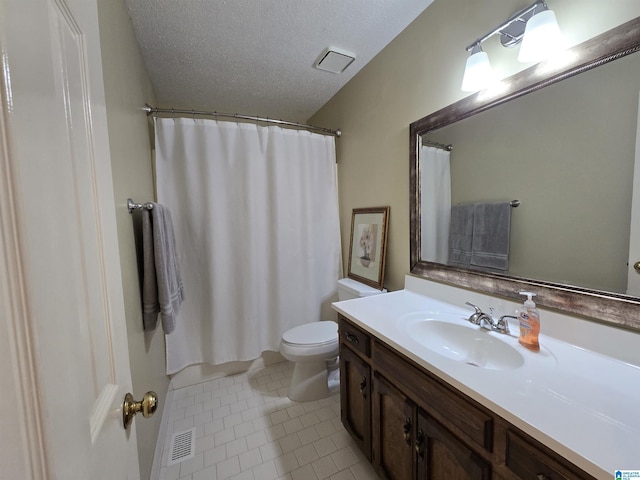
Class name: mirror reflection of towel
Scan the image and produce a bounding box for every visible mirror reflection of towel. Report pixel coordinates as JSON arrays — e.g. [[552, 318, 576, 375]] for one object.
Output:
[[448, 204, 474, 267], [470, 202, 511, 272], [448, 202, 511, 272]]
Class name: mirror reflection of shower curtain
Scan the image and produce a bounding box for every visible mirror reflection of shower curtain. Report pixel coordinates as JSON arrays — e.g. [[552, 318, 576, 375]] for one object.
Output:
[[154, 117, 341, 374], [420, 145, 451, 263]]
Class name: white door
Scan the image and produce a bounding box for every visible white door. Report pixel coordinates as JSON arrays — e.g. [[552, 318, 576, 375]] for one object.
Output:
[[628, 92, 640, 296], [0, 0, 141, 478]]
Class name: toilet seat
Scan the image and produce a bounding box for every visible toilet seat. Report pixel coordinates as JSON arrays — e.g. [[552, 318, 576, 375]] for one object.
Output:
[[282, 321, 338, 347]]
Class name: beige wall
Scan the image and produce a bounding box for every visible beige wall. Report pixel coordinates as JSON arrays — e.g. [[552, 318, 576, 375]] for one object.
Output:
[[310, 0, 640, 292], [96, 1, 167, 478]]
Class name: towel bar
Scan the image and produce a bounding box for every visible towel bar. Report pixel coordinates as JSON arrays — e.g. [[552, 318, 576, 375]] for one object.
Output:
[[457, 200, 520, 208], [128, 198, 154, 213]]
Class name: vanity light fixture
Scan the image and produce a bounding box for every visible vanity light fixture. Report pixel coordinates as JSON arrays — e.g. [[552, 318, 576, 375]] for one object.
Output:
[[461, 0, 565, 92], [461, 43, 495, 92]]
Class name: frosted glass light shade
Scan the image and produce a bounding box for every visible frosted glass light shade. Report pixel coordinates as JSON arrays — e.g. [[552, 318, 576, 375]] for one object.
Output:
[[518, 9, 566, 63], [461, 50, 495, 92]]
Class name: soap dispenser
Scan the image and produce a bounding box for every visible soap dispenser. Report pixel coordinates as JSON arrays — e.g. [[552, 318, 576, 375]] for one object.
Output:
[[518, 291, 540, 351]]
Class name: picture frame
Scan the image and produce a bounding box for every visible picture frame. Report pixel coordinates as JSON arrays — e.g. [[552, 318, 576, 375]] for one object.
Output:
[[347, 206, 390, 290]]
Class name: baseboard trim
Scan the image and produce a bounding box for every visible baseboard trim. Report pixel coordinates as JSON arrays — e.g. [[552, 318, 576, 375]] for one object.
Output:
[[169, 351, 286, 390]]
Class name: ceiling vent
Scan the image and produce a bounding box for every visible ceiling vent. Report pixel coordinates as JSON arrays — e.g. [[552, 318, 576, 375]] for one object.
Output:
[[314, 48, 356, 74]]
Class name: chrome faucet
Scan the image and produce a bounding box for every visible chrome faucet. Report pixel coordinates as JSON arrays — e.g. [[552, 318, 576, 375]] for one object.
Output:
[[495, 315, 518, 335], [465, 302, 514, 335], [465, 302, 496, 329]]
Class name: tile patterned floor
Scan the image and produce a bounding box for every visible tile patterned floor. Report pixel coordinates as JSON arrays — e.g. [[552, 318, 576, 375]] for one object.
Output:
[[157, 361, 379, 480]]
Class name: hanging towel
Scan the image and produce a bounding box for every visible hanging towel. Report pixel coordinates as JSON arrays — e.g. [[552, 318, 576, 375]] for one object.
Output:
[[141, 203, 184, 334], [448, 203, 474, 267], [470, 202, 512, 272]]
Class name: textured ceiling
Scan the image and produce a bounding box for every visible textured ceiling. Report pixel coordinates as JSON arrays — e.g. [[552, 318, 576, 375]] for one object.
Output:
[[125, 0, 434, 122]]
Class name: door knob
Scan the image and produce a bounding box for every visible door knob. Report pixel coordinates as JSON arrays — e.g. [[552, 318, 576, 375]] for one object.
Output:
[[634, 261, 640, 272], [123, 391, 158, 429]]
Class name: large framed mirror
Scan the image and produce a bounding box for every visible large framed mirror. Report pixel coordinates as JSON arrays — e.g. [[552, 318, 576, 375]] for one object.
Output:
[[410, 17, 640, 330]]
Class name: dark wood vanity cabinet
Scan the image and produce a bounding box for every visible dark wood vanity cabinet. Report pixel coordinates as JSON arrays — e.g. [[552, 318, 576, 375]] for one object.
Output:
[[373, 342, 491, 480], [337, 315, 597, 480], [339, 345, 371, 459], [372, 372, 490, 480], [504, 431, 593, 480], [419, 412, 491, 480], [339, 318, 372, 460], [372, 373, 414, 480]]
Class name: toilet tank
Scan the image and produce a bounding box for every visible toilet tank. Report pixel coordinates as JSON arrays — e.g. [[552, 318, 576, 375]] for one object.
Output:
[[337, 278, 386, 301]]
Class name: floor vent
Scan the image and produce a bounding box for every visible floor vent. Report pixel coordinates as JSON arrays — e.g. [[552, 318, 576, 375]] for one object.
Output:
[[167, 428, 196, 466]]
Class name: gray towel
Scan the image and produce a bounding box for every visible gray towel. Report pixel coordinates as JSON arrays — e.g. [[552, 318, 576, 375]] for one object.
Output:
[[141, 203, 184, 333], [448, 203, 474, 267], [470, 202, 511, 272]]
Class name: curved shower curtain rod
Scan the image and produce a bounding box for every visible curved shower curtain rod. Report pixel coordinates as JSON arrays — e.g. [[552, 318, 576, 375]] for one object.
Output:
[[143, 104, 341, 137]]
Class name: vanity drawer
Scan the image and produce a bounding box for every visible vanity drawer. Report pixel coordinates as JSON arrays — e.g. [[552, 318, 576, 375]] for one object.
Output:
[[339, 316, 371, 358], [505, 430, 596, 480], [373, 341, 493, 453]]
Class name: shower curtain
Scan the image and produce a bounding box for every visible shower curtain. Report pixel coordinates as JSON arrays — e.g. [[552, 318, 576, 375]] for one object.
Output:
[[420, 145, 451, 264], [154, 117, 341, 374]]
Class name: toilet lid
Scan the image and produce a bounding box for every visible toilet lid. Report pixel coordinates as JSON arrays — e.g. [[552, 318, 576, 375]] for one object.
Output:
[[282, 321, 338, 346]]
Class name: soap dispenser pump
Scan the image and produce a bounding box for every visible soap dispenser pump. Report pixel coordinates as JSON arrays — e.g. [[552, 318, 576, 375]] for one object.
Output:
[[518, 291, 540, 351]]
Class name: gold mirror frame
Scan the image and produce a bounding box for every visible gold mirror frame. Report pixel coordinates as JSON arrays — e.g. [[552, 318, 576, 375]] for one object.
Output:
[[410, 18, 640, 330]]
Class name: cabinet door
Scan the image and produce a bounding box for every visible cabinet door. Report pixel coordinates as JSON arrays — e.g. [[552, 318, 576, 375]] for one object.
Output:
[[340, 346, 371, 459], [373, 373, 415, 480], [418, 412, 491, 480]]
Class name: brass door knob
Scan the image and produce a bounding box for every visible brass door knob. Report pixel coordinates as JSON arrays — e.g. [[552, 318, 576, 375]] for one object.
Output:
[[123, 391, 158, 429], [634, 261, 640, 273]]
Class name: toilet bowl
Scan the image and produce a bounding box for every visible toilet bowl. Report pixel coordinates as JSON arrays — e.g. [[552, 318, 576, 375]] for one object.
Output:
[[280, 278, 386, 402], [280, 321, 339, 402]]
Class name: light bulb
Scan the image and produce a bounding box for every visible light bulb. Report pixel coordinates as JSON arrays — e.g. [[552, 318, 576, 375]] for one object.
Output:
[[518, 9, 566, 63], [461, 46, 496, 92]]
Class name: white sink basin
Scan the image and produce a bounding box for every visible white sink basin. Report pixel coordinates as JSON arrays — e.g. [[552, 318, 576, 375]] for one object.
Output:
[[403, 318, 524, 370]]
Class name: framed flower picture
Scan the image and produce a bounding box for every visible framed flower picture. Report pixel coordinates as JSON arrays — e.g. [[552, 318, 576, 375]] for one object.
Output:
[[347, 206, 390, 290]]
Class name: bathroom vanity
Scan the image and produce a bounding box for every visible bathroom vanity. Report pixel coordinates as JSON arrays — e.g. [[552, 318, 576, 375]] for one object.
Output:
[[331, 17, 640, 480], [333, 276, 640, 480]]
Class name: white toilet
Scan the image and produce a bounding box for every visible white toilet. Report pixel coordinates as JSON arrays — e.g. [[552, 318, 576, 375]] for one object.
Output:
[[280, 278, 386, 402]]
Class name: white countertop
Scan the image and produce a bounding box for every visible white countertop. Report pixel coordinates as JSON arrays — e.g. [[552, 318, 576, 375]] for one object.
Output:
[[332, 287, 640, 479]]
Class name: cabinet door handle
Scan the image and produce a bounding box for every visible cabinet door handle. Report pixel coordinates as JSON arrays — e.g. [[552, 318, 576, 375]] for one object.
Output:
[[345, 332, 359, 344], [402, 417, 412, 445], [359, 376, 367, 398], [415, 428, 425, 462]]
